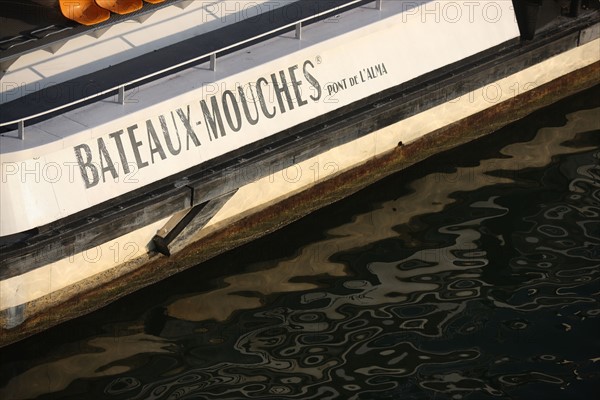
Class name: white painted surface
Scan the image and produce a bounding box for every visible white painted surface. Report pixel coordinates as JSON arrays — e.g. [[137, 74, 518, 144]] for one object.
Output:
[[0, 1, 520, 236], [1, 37, 598, 312], [0, 216, 168, 311], [199, 38, 600, 234]]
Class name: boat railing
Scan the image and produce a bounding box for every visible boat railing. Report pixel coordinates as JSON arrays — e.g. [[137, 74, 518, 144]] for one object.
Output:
[[0, 0, 383, 140]]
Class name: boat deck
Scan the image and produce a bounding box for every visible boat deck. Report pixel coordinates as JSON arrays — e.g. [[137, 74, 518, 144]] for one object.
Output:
[[0, 0, 366, 133], [1, 0, 190, 61]]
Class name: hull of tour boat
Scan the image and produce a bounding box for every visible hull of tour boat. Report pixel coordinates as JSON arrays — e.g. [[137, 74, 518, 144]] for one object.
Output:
[[0, 0, 598, 346]]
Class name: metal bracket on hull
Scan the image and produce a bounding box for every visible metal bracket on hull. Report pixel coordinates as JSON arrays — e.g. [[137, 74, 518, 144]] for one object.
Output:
[[152, 189, 238, 256]]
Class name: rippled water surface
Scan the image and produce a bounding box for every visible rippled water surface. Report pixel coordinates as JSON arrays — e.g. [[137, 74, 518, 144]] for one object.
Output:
[[1, 87, 599, 399]]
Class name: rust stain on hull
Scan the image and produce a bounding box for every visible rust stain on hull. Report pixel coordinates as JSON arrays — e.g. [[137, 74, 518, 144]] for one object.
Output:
[[1, 61, 599, 347]]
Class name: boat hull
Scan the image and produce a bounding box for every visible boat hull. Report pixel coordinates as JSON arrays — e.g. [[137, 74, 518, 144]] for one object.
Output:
[[1, 1, 599, 346]]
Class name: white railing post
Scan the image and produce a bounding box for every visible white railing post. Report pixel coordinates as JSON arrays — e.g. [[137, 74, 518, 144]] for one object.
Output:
[[18, 120, 24, 140], [210, 54, 217, 71], [295, 22, 302, 40], [118, 86, 125, 105], [376, 0, 382, 10]]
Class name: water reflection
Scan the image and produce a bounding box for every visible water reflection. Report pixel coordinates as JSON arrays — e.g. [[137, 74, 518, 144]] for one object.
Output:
[[1, 334, 171, 398], [1, 91, 599, 399]]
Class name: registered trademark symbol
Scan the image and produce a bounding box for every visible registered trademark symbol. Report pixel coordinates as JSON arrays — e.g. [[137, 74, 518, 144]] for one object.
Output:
[[316, 56, 322, 64]]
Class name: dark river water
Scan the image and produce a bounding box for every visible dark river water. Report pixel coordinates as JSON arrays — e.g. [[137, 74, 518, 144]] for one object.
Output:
[[1, 87, 599, 399]]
